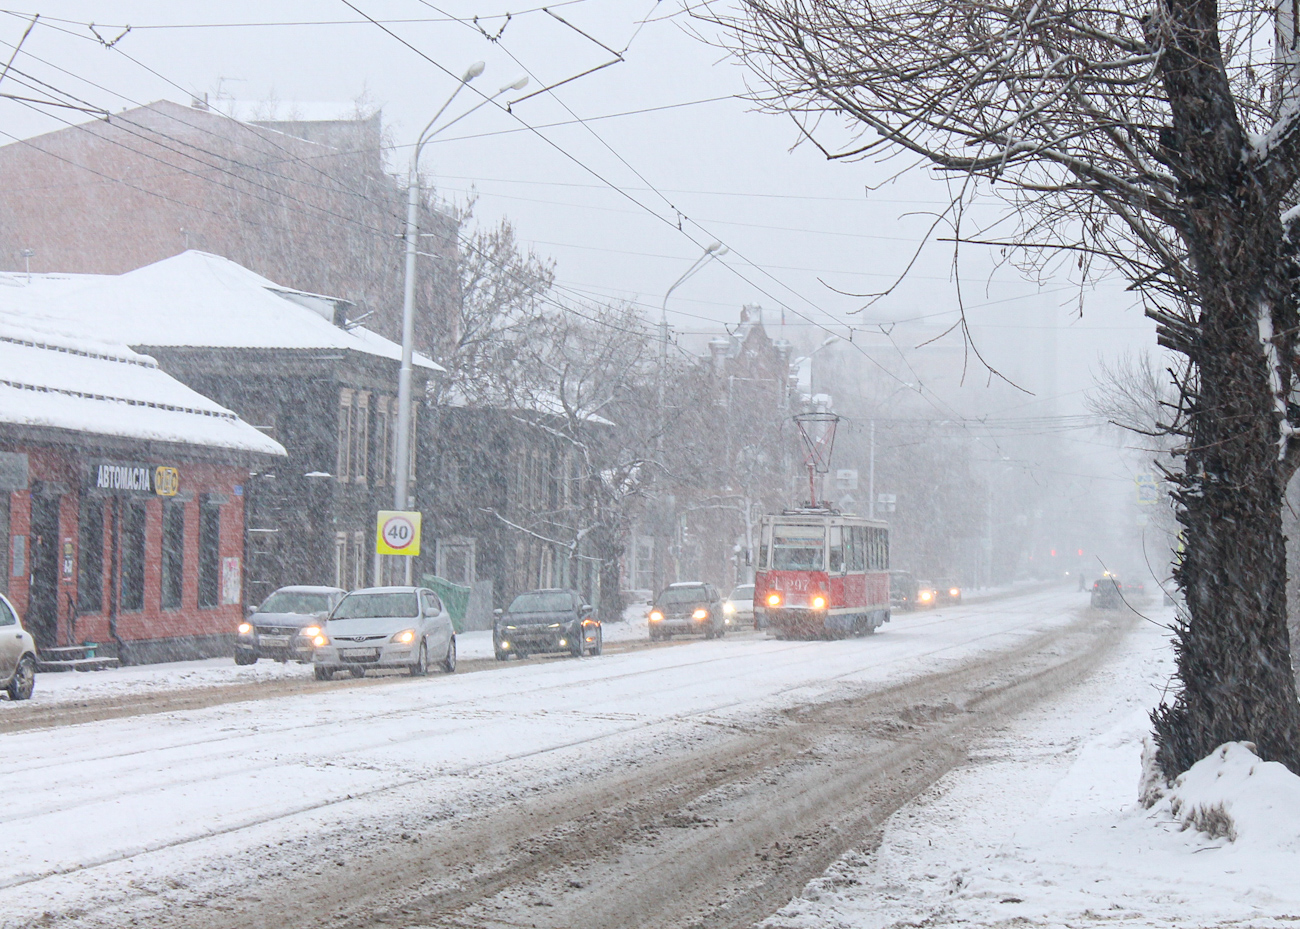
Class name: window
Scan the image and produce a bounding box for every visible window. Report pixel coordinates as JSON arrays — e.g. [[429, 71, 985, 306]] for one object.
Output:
[[120, 502, 146, 611], [374, 395, 392, 486], [198, 496, 221, 608], [0, 596, 15, 625], [420, 590, 442, 615], [828, 526, 844, 573], [77, 497, 104, 613], [350, 530, 366, 589], [336, 388, 354, 481], [161, 502, 185, 610], [770, 524, 826, 571], [333, 531, 348, 588], [352, 391, 370, 485], [848, 527, 866, 571]]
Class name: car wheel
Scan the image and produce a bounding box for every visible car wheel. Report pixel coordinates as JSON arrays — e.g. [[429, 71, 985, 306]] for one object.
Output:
[[649, 631, 661, 642], [441, 636, 457, 673], [569, 629, 584, 657], [6, 655, 35, 701], [704, 626, 716, 640], [234, 649, 257, 666], [313, 665, 334, 681], [588, 624, 603, 656], [410, 640, 429, 677], [494, 648, 510, 661]]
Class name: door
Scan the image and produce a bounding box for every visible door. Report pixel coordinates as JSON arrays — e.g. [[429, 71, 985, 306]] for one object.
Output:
[[421, 589, 451, 655], [0, 595, 21, 679], [28, 491, 61, 651]]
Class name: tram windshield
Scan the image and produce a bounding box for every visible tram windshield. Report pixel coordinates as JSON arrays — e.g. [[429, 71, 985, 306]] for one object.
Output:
[[769, 524, 826, 571]]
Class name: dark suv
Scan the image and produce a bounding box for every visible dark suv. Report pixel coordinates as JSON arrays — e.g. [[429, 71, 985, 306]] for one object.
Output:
[[1091, 575, 1124, 610], [236, 586, 347, 664], [494, 589, 602, 660], [649, 583, 726, 640], [889, 570, 919, 611]]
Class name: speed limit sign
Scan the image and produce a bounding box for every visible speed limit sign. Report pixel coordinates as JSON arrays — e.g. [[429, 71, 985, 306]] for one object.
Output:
[[376, 510, 422, 556]]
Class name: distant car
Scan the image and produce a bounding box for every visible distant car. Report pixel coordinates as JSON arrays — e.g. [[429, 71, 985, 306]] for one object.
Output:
[[0, 592, 36, 701], [649, 582, 726, 640], [493, 588, 602, 660], [1091, 575, 1124, 610], [311, 587, 456, 680], [724, 583, 756, 627], [915, 580, 940, 608], [889, 570, 919, 611], [235, 585, 347, 665], [936, 578, 963, 605]]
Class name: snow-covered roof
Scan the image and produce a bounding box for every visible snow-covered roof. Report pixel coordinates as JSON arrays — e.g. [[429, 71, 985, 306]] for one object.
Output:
[[0, 306, 286, 457], [35, 251, 442, 371], [442, 385, 616, 427]]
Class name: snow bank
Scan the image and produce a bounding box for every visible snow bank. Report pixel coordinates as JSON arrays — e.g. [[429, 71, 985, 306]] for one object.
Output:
[[1167, 741, 1300, 847]]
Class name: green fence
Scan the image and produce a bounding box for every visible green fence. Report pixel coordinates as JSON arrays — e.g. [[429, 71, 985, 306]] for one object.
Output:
[[422, 575, 471, 633]]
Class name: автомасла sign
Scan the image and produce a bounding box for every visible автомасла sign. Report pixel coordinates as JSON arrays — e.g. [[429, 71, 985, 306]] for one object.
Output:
[[85, 461, 180, 497]]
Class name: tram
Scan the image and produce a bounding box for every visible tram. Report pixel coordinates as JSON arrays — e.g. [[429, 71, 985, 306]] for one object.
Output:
[[753, 509, 891, 639]]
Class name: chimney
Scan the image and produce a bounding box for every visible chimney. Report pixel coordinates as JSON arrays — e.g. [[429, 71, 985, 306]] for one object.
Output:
[[708, 338, 729, 377]]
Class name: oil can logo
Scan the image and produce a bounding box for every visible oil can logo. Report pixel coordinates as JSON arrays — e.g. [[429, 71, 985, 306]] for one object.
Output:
[[154, 466, 180, 497]]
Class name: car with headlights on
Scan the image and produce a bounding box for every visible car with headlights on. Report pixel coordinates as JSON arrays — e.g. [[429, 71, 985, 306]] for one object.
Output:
[[914, 580, 940, 608], [889, 570, 919, 611], [936, 578, 963, 605], [493, 588, 601, 660], [311, 587, 455, 680], [649, 582, 726, 640], [235, 585, 346, 665], [0, 592, 36, 701], [723, 583, 756, 627]]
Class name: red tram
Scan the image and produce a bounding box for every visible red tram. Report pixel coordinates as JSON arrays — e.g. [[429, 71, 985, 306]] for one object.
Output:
[[753, 509, 891, 639]]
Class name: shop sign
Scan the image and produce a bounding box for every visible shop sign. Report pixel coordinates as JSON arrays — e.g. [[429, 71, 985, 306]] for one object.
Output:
[[86, 461, 181, 496]]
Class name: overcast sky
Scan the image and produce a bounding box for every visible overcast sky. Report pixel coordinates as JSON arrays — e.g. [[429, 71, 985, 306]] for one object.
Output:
[[0, 2, 1159, 446]]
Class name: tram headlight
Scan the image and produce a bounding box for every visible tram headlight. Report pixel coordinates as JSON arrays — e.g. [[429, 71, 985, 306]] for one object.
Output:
[[811, 595, 827, 610], [766, 592, 782, 608]]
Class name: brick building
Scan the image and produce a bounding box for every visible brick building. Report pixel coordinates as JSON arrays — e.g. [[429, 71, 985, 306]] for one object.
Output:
[[0, 99, 458, 356], [0, 297, 284, 663]]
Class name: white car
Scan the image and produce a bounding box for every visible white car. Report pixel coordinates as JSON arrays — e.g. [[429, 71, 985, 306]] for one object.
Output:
[[724, 583, 756, 627], [0, 592, 36, 700], [310, 587, 456, 680]]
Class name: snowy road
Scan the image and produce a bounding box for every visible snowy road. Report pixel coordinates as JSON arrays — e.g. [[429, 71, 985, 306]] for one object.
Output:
[[1, 584, 1128, 929]]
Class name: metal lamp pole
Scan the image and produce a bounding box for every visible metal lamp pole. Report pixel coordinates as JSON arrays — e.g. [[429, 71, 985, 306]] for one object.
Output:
[[656, 242, 727, 447], [393, 63, 528, 583]]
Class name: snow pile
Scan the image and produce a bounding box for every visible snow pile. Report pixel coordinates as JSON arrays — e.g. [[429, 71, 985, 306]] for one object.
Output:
[[1166, 741, 1300, 847]]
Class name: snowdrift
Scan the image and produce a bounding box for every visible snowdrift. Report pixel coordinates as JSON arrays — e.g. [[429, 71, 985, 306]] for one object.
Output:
[[1166, 741, 1300, 847]]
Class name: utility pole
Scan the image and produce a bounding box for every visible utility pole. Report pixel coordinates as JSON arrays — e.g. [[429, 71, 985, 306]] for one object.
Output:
[[868, 419, 876, 520]]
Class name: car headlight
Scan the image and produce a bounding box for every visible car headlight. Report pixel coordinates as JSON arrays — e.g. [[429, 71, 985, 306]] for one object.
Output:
[[238, 622, 253, 636], [920, 591, 932, 601], [649, 610, 663, 622], [501, 640, 511, 649], [301, 626, 321, 639], [549, 623, 563, 629], [313, 634, 329, 647], [692, 608, 709, 620], [723, 601, 736, 614], [811, 595, 827, 610], [949, 588, 960, 597], [392, 629, 416, 645], [766, 593, 782, 607]]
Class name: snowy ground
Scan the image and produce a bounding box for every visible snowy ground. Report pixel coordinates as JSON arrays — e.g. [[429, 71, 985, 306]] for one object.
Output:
[[2, 587, 1085, 926], [766, 605, 1300, 928]]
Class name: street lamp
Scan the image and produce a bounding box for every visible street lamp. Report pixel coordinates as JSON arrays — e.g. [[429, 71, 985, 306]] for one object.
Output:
[[392, 64, 527, 582], [657, 241, 728, 435]]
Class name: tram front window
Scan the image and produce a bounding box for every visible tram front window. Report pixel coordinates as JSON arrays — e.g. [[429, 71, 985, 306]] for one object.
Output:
[[770, 525, 826, 571]]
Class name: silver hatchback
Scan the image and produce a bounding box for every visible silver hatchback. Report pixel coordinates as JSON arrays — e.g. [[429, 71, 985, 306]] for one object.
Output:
[[0, 592, 36, 700], [311, 587, 456, 680]]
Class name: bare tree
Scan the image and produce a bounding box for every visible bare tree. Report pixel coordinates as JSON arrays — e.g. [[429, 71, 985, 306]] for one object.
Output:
[[704, 0, 1300, 775]]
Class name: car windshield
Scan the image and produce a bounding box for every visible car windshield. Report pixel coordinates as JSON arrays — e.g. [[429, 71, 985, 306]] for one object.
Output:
[[658, 587, 708, 605], [332, 592, 418, 619], [771, 525, 825, 570], [508, 591, 573, 613], [729, 585, 754, 599], [257, 591, 331, 615]]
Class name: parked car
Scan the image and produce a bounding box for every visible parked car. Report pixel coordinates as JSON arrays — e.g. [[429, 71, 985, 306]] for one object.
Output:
[[1091, 575, 1124, 610], [915, 580, 940, 608], [0, 592, 36, 701], [310, 587, 456, 680], [936, 578, 963, 605], [889, 570, 919, 611], [235, 585, 347, 665], [723, 583, 756, 627], [493, 588, 602, 660], [649, 582, 726, 640]]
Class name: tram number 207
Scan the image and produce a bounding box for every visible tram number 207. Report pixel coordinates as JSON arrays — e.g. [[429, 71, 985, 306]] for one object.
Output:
[[753, 513, 891, 639]]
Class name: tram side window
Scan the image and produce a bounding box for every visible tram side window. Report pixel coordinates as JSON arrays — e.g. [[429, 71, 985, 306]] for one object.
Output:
[[881, 530, 890, 569], [828, 527, 844, 573], [866, 528, 881, 571], [848, 527, 865, 571], [771, 525, 826, 571]]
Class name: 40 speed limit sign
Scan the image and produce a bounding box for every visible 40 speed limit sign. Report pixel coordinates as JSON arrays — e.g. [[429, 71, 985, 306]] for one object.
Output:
[[375, 510, 422, 556]]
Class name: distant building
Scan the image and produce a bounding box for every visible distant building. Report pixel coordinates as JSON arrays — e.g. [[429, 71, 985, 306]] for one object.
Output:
[[0, 286, 284, 663], [0, 99, 459, 356], [16, 251, 442, 605]]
